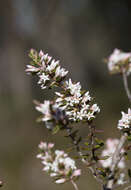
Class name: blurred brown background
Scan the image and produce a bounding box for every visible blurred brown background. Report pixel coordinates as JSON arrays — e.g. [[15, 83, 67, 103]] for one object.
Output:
[[0, 0, 131, 190]]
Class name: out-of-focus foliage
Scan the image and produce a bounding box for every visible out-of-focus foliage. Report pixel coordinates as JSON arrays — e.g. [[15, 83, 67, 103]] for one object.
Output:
[[0, 0, 131, 190]]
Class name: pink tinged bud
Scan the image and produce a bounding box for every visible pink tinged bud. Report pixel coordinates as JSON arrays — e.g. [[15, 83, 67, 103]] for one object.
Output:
[[72, 169, 81, 177], [42, 166, 50, 171], [55, 178, 66, 184], [48, 143, 54, 149], [47, 56, 52, 63], [38, 142, 47, 150], [25, 65, 39, 73], [50, 173, 57, 177], [39, 50, 44, 57], [36, 154, 43, 159]]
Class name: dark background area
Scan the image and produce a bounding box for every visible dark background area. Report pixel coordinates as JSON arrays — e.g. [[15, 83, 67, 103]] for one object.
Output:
[[0, 0, 131, 190]]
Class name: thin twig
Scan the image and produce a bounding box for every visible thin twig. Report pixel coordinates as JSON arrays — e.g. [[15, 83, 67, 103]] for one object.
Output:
[[71, 180, 79, 190], [105, 133, 127, 190], [122, 69, 131, 103], [66, 126, 103, 185]]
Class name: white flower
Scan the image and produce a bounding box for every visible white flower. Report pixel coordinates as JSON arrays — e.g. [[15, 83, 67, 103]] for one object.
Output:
[[100, 139, 125, 169], [65, 79, 81, 97], [55, 66, 68, 78], [64, 157, 76, 170], [38, 142, 54, 150], [38, 73, 50, 84], [82, 91, 91, 103], [65, 96, 81, 106], [118, 108, 131, 130], [46, 59, 59, 72], [37, 142, 81, 184], [90, 104, 100, 113], [107, 49, 131, 74], [40, 51, 52, 64], [36, 101, 52, 121], [38, 142, 48, 150], [87, 112, 95, 120]]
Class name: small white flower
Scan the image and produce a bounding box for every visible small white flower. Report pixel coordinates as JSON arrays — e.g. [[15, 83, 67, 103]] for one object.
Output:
[[82, 91, 91, 102], [118, 108, 131, 130], [38, 73, 50, 84], [36, 101, 52, 121], [90, 104, 100, 113], [65, 79, 81, 97], [37, 142, 81, 184], [38, 142, 47, 150], [87, 112, 95, 120], [55, 66, 68, 78], [46, 59, 59, 72], [107, 49, 131, 75]]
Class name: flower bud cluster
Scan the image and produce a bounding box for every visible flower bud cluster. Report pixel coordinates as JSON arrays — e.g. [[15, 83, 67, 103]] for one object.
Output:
[[118, 108, 131, 130], [107, 49, 131, 75], [100, 138, 125, 169], [26, 49, 68, 89], [37, 142, 81, 184]]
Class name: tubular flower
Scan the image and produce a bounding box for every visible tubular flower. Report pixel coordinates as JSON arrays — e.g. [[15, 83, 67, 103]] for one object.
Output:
[[37, 142, 81, 184]]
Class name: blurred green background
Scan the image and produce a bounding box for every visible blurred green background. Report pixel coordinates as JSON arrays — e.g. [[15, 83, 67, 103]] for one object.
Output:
[[0, 0, 131, 190]]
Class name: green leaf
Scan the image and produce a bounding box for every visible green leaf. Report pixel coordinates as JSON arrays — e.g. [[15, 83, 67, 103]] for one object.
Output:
[[52, 125, 60, 135], [84, 142, 89, 146]]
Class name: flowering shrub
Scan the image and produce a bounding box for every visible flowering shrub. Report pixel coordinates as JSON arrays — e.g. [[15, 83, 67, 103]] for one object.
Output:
[[26, 49, 131, 190]]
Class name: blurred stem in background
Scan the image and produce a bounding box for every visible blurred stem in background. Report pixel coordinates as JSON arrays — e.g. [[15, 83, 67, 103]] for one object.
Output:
[[122, 69, 131, 103]]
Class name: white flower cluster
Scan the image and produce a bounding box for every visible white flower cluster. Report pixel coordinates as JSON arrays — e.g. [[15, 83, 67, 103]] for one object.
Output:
[[118, 108, 131, 130], [107, 49, 131, 75], [37, 142, 81, 184], [27, 49, 100, 125], [35, 80, 100, 123], [26, 49, 68, 89], [100, 139, 125, 169], [56, 79, 100, 122]]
